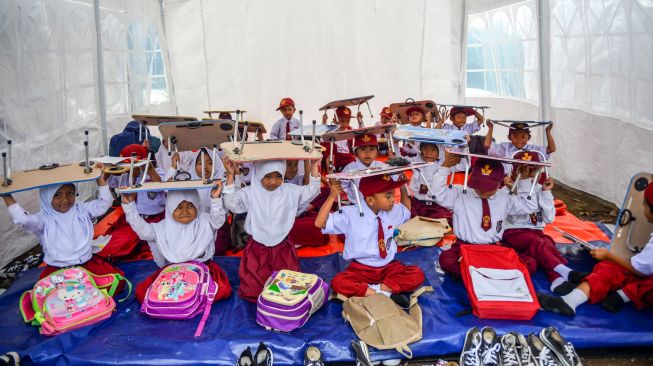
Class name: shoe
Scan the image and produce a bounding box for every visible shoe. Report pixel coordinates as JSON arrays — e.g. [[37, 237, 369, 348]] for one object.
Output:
[[390, 293, 411, 308], [236, 347, 254, 366], [537, 293, 575, 316], [254, 342, 273, 366], [552, 281, 577, 296], [500, 333, 521, 366], [601, 292, 625, 313], [459, 327, 482, 366], [527, 334, 561, 366], [540, 327, 582, 366], [479, 327, 501, 366], [381, 359, 402, 366], [514, 333, 536, 366], [304, 346, 324, 366], [351, 340, 373, 366], [0, 352, 19, 366], [567, 271, 589, 284]]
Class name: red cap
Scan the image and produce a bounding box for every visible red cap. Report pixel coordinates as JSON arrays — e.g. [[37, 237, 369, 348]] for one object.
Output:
[[449, 106, 475, 119], [380, 107, 393, 119], [120, 144, 148, 159], [218, 112, 232, 120], [336, 106, 352, 119], [468, 158, 505, 191], [405, 106, 425, 115], [353, 133, 378, 151], [276, 98, 295, 111], [509, 122, 531, 134], [512, 150, 541, 163], [645, 182, 653, 207], [359, 174, 407, 198]]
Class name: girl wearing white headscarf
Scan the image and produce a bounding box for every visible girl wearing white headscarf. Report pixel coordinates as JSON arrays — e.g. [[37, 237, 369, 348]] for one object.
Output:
[[122, 188, 232, 303], [3, 167, 123, 280], [222, 157, 321, 302]]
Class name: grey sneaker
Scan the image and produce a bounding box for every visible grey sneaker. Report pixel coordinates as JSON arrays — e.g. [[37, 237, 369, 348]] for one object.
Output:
[[515, 333, 536, 366], [500, 333, 521, 366], [479, 327, 502, 366], [539, 327, 582, 366], [459, 327, 482, 366], [527, 334, 561, 366]]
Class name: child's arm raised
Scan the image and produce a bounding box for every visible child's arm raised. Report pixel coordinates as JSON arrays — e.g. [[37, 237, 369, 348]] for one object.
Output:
[[296, 159, 322, 210], [315, 179, 341, 229], [120, 191, 156, 241], [506, 177, 539, 215], [146, 161, 162, 183], [302, 160, 311, 186], [545, 122, 556, 154], [431, 152, 462, 210], [591, 248, 645, 277], [484, 119, 494, 150], [81, 163, 113, 218], [221, 156, 250, 213], [540, 177, 556, 224], [208, 181, 226, 230], [4, 194, 44, 235], [2, 195, 16, 207]]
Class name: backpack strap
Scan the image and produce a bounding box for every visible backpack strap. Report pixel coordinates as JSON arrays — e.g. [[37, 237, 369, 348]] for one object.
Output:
[[19, 291, 36, 323], [408, 286, 433, 308], [394, 344, 413, 359], [194, 272, 218, 338]]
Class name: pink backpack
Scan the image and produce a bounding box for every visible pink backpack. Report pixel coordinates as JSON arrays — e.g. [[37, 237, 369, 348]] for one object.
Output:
[[19, 267, 131, 336], [140, 261, 217, 337]]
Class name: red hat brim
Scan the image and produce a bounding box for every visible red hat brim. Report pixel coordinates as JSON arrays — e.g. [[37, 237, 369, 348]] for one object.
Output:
[[467, 176, 501, 192], [360, 177, 407, 198]]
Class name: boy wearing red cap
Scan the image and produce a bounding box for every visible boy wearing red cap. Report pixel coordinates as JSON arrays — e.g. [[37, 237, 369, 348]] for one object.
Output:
[[538, 182, 653, 316], [321, 106, 358, 171], [399, 106, 433, 157], [406, 143, 453, 223], [270, 98, 300, 140], [435, 106, 484, 135], [315, 174, 424, 304], [433, 153, 539, 277], [485, 121, 556, 165], [341, 133, 388, 203]]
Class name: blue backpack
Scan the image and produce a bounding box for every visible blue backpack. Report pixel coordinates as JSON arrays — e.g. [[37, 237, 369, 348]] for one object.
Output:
[[109, 121, 161, 157]]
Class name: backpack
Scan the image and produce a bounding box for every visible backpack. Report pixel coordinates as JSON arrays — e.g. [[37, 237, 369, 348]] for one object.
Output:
[[19, 267, 131, 336], [341, 287, 432, 359], [109, 121, 161, 157], [395, 216, 451, 247], [256, 270, 328, 332], [141, 261, 217, 337], [459, 244, 539, 320]]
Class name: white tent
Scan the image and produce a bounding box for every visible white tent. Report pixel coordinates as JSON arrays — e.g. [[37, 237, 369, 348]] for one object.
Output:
[[0, 0, 651, 268]]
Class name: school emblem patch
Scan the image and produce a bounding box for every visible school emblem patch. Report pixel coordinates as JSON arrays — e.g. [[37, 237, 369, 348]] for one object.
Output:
[[147, 191, 158, 200], [362, 134, 371, 142], [521, 152, 532, 161], [481, 165, 492, 176], [382, 174, 391, 181], [383, 107, 391, 114]]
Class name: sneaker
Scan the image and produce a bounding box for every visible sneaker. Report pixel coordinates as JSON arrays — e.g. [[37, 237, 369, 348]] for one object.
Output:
[[351, 340, 373, 366], [539, 327, 582, 366], [0, 352, 19, 366], [515, 333, 536, 366], [459, 327, 482, 366], [500, 333, 521, 366], [479, 327, 502, 366], [236, 347, 254, 366], [304, 346, 324, 366], [527, 334, 561, 366], [381, 359, 402, 366], [537, 293, 575, 317], [601, 292, 625, 313], [254, 342, 273, 366]]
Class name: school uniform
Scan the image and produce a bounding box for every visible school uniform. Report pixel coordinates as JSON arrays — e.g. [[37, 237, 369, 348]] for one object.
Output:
[[321, 126, 355, 171], [108, 173, 166, 217], [488, 142, 549, 175], [269, 117, 301, 140], [501, 179, 566, 281], [442, 120, 481, 135], [323, 202, 424, 297], [341, 159, 388, 204], [432, 167, 538, 277], [222, 160, 320, 302], [155, 145, 195, 173], [124, 190, 231, 303], [406, 154, 453, 223]]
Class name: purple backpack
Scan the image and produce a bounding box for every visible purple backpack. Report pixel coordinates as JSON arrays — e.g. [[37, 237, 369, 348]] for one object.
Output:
[[141, 261, 217, 337], [256, 270, 328, 332]]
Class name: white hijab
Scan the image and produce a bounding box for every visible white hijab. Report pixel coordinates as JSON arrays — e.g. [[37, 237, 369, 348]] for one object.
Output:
[[246, 160, 297, 246], [190, 148, 226, 212], [150, 190, 215, 264], [38, 184, 93, 264]]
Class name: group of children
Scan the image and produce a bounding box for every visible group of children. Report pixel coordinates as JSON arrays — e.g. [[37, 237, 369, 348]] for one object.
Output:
[[2, 96, 651, 325]]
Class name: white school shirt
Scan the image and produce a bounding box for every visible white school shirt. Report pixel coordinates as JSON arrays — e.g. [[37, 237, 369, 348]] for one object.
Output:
[[631, 234, 653, 276], [284, 174, 308, 215], [488, 141, 549, 175], [322, 202, 410, 267], [122, 198, 225, 267], [442, 120, 481, 135], [504, 180, 555, 231], [406, 155, 443, 202], [432, 168, 538, 244], [341, 159, 389, 204], [108, 173, 166, 215], [8, 185, 113, 267], [270, 117, 301, 140]]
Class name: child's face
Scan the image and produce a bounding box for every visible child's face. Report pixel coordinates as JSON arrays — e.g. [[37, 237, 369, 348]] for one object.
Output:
[[366, 190, 395, 212], [261, 171, 283, 191], [643, 199, 653, 223], [173, 200, 197, 224], [280, 105, 296, 120], [420, 144, 440, 162], [452, 112, 468, 128], [474, 187, 499, 199], [51, 184, 76, 213], [408, 111, 424, 125], [195, 153, 213, 179], [355, 146, 379, 166], [339, 117, 351, 128], [509, 131, 531, 150], [515, 164, 538, 178], [380, 116, 391, 124], [285, 161, 299, 180]]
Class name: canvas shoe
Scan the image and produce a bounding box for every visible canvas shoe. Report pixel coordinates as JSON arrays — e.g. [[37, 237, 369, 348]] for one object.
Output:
[[479, 327, 502, 366], [351, 340, 373, 366], [0, 352, 19, 366], [254, 342, 273, 366], [500, 333, 521, 366], [236, 347, 254, 366], [514, 333, 536, 366], [459, 327, 482, 366], [527, 334, 561, 366], [539, 327, 582, 366], [304, 346, 324, 366]]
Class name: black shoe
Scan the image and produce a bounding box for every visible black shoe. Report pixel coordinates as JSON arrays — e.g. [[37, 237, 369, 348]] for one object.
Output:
[[390, 293, 411, 308], [537, 293, 575, 317], [459, 327, 482, 366], [304, 346, 324, 366], [254, 342, 273, 366], [236, 347, 254, 366], [500, 333, 521, 366], [601, 292, 626, 313], [567, 271, 589, 284], [515, 332, 536, 366], [552, 281, 577, 296], [540, 327, 582, 366], [0, 352, 19, 366], [479, 327, 501, 366], [351, 340, 373, 366], [527, 334, 561, 366]]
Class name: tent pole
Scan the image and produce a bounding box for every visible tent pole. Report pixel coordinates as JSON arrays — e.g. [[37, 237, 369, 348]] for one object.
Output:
[[537, 0, 551, 148], [94, 0, 109, 155]]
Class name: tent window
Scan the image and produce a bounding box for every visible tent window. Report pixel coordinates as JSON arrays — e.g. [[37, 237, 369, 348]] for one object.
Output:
[[127, 22, 169, 109], [465, 1, 539, 103]]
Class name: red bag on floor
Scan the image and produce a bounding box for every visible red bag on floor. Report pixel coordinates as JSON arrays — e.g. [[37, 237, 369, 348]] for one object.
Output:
[[459, 244, 539, 320], [288, 215, 330, 247]]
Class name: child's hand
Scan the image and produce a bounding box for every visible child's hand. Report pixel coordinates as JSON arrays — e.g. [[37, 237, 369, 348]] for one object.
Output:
[[590, 248, 610, 261], [95, 163, 107, 185], [328, 179, 342, 198], [322, 113, 328, 125], [546, 121, 554, 133], [542, 177, 554, 191], [120, 190, 136, 204], [256, 129, 264, 141], [211, 181, 223, 198], [485, 119, 493, 129], [95, 162, 105, 174], [442, 151, 461, 168], [387, 149, 396, 159], [356, 111, 363, 124], [474, 110, 484, 123], [503, 175, 515, 189], [171, 152, 180, 169], [142, 139, 150, 149], [222, 156, 236, 176]]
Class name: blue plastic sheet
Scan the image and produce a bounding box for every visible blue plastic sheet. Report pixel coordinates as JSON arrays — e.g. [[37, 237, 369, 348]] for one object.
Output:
[[0, 240, 652, 365]]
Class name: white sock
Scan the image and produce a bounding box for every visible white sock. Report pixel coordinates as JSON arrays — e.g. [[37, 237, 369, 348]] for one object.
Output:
[[617, 289, 631, 303], [550, 277, 565, 292], [561, 289, 588, 310], [553, 264, 572, 281], [378, 290, 392, 298], [368, 284, 381, 293]]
